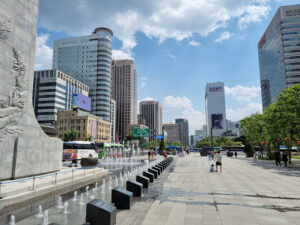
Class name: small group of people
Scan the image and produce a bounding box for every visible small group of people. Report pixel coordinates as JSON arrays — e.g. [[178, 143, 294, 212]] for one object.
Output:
[[254, 150, 288, 167], [275, 151, 288, 167], [209, 151, 222, 172]]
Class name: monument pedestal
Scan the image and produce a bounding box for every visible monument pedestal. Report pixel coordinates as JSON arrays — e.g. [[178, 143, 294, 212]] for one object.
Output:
[[0, 0, 62, 180]]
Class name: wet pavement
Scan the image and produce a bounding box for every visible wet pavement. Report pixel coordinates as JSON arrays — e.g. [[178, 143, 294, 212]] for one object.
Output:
[[137, 153, 300, 225], [4, 153, 300, 225]]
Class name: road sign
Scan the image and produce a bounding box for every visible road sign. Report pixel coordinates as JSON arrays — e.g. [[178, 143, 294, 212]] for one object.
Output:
[[154, 135, 163, 140], [133, 127, 150, 137]]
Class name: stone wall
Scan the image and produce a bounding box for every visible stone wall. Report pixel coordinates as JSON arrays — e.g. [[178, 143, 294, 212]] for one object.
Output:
[[0, 0, 63, 180]]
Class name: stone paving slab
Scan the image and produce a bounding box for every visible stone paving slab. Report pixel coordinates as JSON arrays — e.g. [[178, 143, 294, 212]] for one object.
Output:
[[135, 153, 300, 225]]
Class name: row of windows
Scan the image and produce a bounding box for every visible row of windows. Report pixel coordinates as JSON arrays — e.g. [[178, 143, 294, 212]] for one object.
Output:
[[282, 31, 300, 36], [283, 37, 300, 42], [286, 62, 300, 65], [286, 68, 300, 72], [283, 43, 300, 47]]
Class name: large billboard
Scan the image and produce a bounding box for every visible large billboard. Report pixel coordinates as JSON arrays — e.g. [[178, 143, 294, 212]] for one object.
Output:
[[73, 93, 91, 111], [211, 114, 224, 129]]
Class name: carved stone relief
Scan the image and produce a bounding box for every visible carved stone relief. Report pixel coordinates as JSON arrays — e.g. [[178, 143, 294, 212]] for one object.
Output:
[[0, 19, 12, 39], [0, 48, 28, 137]]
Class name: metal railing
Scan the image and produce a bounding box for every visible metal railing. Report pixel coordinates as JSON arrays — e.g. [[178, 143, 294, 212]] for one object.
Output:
[[0, 166, 102, 199]]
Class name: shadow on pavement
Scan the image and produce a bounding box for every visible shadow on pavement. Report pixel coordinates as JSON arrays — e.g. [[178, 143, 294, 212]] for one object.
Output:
[[242, 158, 300, 177]]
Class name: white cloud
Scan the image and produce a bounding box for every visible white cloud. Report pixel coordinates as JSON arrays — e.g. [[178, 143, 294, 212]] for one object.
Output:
[[181, 107, 206, 133], [188, 40, 201, 46], [226, 102, 262, 121], [215, 31, 233, 43], [140, 77, 148, 81], [165, 49, 175, 59], [163, 96, 205, 133], [225, 85, 261, 102], [163, 96, 192, 109], [139, 81, 147, 89], [35, 34, 53, 70], [140, 97, 155, 102], [112, 49, 133, 60], [39, 0, 271, 51]]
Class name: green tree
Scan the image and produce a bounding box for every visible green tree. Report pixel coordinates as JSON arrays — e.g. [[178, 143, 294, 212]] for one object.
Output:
[[85, 135, 92, 141], [158, 138, 166, 153], [64, 128, 78, 142]]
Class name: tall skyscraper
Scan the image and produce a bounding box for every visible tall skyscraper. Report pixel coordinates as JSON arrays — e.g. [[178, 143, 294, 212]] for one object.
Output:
[[53, 27, 113, 121], [195, 129, 205, 142], [162, 123, 181, 143], [139, 100, 162, 140], [111, 59, 138, 141], [258, 4, 300, 109], [32, 69, 89, 126], [110, 99, 116, 142], [205, 82, 227, 137], [175, 118, 189, 146]]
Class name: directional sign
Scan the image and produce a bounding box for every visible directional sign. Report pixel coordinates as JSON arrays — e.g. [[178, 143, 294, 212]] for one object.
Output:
[[134, 127, 150, 137]]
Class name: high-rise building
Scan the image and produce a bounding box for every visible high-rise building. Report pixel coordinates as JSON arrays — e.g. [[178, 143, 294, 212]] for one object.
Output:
[[111, 59, 137, 141], [258, 4, 300, 109], [139, 100, 162, 140], [190, 135, 195, 146], [110, 99, 116, 142], [162, 123, 181, 144], [205, 82, 227, 137], [53, 27, 113, 121], [175, 119, 189, 146], [203, 125, 208, 138], [195, 129, 205, 142], [32, 69, 89, 126], [226, 120, 241, 137]]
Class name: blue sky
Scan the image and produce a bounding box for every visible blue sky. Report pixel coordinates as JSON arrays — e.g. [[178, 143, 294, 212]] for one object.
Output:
[[35, 0, 300, 134]]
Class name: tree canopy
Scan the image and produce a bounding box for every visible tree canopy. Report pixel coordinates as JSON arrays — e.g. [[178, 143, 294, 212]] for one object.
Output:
[[63, 128, 78, 142]]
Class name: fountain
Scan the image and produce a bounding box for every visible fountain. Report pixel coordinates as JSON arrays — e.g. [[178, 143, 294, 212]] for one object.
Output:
[[90, 188, 96, 199], [8, 215, 16, 225], [79, 193, 85, 206], [115, 174, 118, 186], [36, 205, 43, 218], [85, 186, 90, 195], [95, 182, 98, 190], [72, 191, 78, 201], [108, 176, 113, 189], [63, 202, 69, 215], [42, 210, 49, 225], [56, 196, 64, 209]]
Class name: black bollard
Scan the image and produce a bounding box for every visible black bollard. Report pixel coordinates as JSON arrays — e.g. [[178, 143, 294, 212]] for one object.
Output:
[[143, 171, 154, 182], [148, 168, 158, 178], [136, 175, 150, 188], [86, 199, 116, 225], [111, 187, 133, 209], [126, 180, 143, 197]]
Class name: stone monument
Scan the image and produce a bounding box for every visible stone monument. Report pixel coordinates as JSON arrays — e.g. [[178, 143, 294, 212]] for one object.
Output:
[[0, 0, 62, 180]]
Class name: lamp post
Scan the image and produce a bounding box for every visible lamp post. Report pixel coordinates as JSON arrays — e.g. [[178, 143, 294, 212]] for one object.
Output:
[[154, 128, 157, 154], [210, 115, 214, 151]]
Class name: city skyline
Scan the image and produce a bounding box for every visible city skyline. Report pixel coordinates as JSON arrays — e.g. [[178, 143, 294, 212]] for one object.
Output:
[[35, 0, 300, 133]]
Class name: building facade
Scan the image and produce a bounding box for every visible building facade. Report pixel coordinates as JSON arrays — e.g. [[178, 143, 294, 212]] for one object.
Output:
[[162, 123, 181, 144], [258, 4, 300, 109], [53, 27, 113, 120], [57, 110, 111, 143], [190, 135, 195, 146], [195, 129, 205, 142], [226, 120, 241, 137], [175, 119, 189, 146], [110, 99, 116, 142], [139, 100, 162, 140], [205, 82, 227, 137], [33, 69, 89, 126], [111, 59, 138, 141]]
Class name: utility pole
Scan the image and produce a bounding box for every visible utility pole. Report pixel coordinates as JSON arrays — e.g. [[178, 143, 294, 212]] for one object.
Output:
[[154, 129, 157, 153], [210, 116, 214, 150]]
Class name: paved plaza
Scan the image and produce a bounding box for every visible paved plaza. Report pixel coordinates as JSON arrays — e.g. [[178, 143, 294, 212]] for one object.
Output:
[[130, 153, 300, 225]]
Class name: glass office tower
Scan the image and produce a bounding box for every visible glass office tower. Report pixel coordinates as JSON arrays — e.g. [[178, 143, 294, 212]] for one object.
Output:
[[53, 27, 113, 121], [258, 4, 300, 109]]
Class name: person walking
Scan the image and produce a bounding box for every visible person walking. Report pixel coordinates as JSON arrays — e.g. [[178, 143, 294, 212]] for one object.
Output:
[[274, 151, 281, 166], [214, 151, 222, 172], [234, 151, 237, 158], [282, 151, 288, 167], [148, 150, 151, 161]]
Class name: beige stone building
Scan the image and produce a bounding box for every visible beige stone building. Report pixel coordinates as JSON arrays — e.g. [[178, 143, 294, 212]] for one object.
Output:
[[57, 110, 111, 143]]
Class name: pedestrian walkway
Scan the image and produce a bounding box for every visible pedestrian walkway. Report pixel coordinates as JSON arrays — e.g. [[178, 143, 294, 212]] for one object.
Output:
[[132, 153, 300, 225]]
